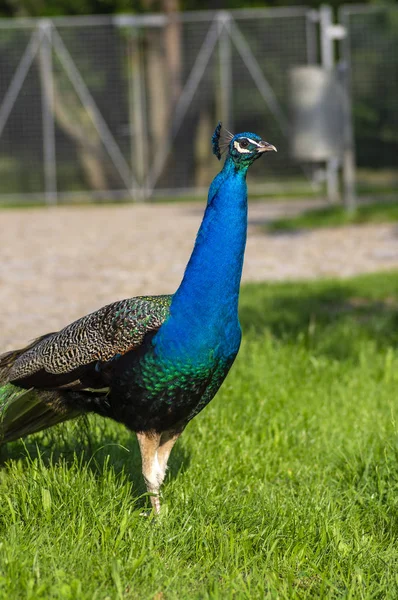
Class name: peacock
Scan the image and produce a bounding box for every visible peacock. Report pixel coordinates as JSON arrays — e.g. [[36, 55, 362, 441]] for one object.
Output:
[[0, 123, 276, 513]]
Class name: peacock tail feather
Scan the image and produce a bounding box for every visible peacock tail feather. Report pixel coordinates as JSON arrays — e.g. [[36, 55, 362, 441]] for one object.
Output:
[[0, 383, 77, 444]]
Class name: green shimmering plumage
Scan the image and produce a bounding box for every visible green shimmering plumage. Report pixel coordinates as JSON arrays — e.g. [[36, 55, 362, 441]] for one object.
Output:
[[102, 344, 235, 432]]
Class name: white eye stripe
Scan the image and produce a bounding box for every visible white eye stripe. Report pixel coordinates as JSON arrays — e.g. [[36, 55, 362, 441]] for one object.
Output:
[[246, 137, 261, 147], [233, 140, 251, 154]]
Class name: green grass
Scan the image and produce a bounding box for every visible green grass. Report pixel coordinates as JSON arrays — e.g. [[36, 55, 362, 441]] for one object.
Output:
[[268, 200, 398, 232], [2, 271, 398, 598]]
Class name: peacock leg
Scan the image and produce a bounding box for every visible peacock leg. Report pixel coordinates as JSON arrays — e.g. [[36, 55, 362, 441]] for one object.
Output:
[[156, 428, 184, 483], [136, 431, 162, 514]]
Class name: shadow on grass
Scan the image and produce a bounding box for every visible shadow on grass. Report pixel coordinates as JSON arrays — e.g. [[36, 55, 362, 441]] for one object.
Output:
[[239, 274, 398, 360], [0, 416, 191, 506]]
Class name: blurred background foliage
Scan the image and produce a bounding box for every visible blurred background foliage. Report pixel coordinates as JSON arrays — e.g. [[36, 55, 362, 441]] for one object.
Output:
[[0, 0, 395, 18]]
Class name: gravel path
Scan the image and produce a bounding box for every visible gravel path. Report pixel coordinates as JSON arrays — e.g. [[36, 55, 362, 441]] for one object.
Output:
[[1, 200, 398, 350]]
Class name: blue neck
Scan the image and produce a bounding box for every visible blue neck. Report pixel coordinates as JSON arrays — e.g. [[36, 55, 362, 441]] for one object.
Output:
[[155, 158, 248, 361]]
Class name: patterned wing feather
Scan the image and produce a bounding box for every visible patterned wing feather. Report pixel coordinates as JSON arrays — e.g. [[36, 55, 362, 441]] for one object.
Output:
[[3, 295, 172, 390]]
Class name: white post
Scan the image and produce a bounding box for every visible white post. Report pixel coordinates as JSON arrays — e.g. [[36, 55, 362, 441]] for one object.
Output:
[[39, 20, 57, 206], [320, 5, 340, 204]]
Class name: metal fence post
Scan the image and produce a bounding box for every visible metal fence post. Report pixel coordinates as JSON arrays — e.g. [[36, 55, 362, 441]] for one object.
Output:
[[128, 28, 147, 201], [338, 7, 356, 212], [39, 20, 57, 206], [320, 5, 340, 204]]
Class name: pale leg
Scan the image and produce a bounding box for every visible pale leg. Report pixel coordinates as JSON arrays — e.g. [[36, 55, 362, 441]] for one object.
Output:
[[136, 431, 162, 514], [156, 428, 184, 484], [136, 428, 184, 514]]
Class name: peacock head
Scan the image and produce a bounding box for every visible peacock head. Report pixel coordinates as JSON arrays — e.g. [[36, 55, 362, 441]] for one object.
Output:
[[212, 121, 277, 169]]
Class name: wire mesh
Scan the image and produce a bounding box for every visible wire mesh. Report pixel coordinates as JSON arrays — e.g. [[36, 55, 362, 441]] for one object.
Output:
[[54, 23, 131, 194], [228, 13, 310, 189], [0, 27, 44, 195], [141, 10, 316, 197], [340, 5, 398, 195], [1, 7, 394, 202], [0, 9, 318, 202]]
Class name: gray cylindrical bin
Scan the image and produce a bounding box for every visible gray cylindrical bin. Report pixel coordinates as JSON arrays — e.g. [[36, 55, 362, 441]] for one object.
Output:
[[290, 66, 344, 162]]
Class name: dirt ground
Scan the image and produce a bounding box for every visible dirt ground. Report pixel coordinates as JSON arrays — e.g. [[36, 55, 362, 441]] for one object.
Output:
[[1, 200, 398, 350]]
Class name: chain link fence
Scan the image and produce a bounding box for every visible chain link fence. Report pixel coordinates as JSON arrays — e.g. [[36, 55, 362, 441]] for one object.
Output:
[[340, 4, 398, 197], [0, 8, 319, 202], [0, 6, 396, 203]]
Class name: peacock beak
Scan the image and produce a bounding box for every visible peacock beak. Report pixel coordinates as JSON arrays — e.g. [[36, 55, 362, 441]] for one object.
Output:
[[257, 141, 277, 153]]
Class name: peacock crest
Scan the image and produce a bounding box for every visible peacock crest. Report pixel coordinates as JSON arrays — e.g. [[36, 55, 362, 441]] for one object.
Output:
[[212, 121, 234, 160]]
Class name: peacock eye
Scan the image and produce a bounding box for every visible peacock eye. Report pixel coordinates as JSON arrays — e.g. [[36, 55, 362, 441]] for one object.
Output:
[[239, 140, 248, 148]]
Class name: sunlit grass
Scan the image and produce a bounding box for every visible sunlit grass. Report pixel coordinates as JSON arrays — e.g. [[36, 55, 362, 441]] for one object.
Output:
[[267, 200, 398, 232], [1, 272, 398, 598]]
